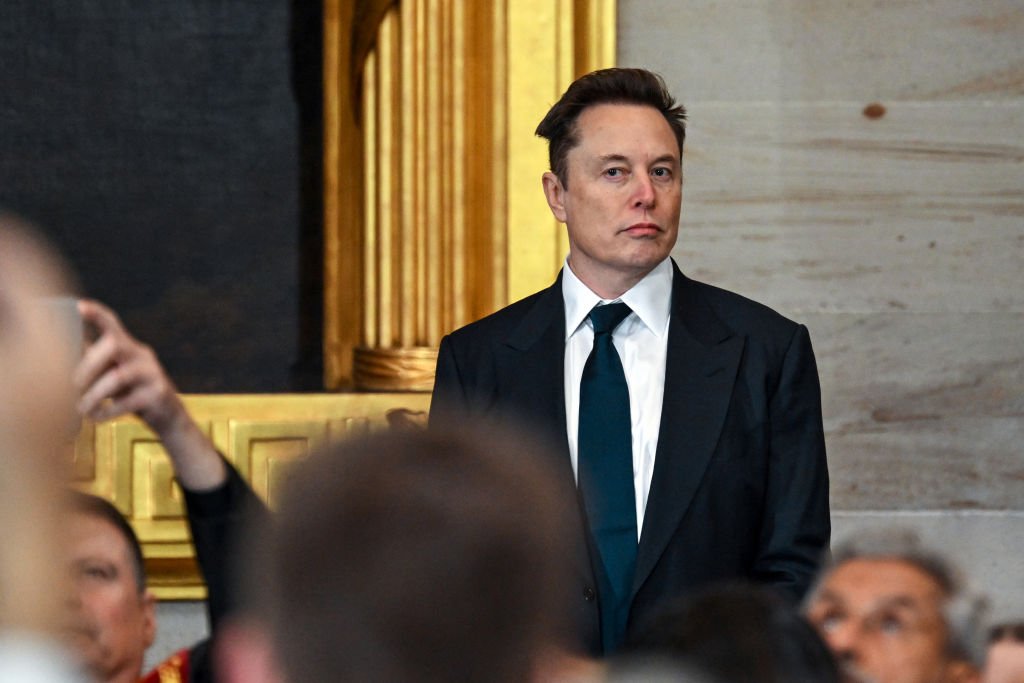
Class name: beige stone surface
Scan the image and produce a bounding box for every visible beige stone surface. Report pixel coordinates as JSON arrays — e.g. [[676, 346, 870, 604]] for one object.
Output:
[[808, 312, 1024, 509], [622, 1, 1024, 513], [675, 102, 1024, 314], [619, 0, 1024, 101]]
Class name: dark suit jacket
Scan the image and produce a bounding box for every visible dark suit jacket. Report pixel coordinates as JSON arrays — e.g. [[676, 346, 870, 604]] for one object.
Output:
[[430, 261, 830, 655]]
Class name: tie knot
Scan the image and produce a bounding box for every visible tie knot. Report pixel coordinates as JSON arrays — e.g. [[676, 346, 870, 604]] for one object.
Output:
[[588, 302, 632, 335]]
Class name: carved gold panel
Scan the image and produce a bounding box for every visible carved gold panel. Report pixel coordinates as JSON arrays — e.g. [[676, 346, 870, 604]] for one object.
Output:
[[117, 420, 214, 545], [72, 392, 431, 599], [228, 420, 329, 507]]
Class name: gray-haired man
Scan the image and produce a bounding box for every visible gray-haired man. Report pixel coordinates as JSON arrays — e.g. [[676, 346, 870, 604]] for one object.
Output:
[[805, 529, 989, 683]]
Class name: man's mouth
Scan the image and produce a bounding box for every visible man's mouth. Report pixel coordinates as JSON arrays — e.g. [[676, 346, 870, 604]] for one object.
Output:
[[622, 222, 660, 237], [61, 618, 99, 645]]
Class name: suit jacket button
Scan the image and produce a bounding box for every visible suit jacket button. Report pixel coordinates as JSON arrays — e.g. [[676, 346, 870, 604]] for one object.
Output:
[[583, 587, 596, 601]]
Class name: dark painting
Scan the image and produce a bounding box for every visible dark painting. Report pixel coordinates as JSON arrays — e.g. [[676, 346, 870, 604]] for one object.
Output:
[[0, 0, 324, 391]]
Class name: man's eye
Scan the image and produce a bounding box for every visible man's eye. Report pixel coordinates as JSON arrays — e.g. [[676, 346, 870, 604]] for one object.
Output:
[[818, 611, 844, 632], [605, 168, 624, 178], [808, 605, 843, 632], [878, 615, 905, 634], [79, 564, 112, 581], [652, 167, 672, 178]]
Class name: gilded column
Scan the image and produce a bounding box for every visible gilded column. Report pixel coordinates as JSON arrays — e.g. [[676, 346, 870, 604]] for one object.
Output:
[[324, 0, 617, 391], [352, 0, 471, 391]]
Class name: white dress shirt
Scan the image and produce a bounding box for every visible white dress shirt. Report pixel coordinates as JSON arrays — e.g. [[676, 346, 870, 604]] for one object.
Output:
[[562, 257, 672, 540]]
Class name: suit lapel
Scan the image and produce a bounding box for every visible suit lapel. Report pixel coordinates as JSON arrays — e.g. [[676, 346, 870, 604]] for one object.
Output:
[[631, 265, 745, 597], [500, 275, 570, 466], [497, 274, 598, 583]]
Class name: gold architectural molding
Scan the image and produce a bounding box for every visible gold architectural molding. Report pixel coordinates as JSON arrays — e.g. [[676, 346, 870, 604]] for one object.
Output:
[[324, 0, 616, 389], [72, 393, 430, 599], [353, 346, 439, 392]]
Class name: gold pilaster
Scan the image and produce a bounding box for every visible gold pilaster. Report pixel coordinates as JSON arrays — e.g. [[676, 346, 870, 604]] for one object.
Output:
[[324, 0, 616, 390], [323, 0, 363, 388]]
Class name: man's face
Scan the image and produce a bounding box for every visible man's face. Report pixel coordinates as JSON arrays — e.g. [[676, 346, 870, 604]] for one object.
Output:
[[806, 558, 972, 683], [542, 103, 681, 298], [65, 512, 155, 682]]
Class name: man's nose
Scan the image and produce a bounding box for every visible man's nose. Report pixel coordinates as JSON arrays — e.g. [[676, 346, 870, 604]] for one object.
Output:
[[825, 620, 864, 665], [64, 572, 87, 607], [631, 174, 656, 209]]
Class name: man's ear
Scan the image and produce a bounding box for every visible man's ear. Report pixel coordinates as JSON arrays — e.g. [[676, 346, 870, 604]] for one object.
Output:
[[141, 590, 157, 649], [216, 619, 286, 683], [541, 171, 567, 223]]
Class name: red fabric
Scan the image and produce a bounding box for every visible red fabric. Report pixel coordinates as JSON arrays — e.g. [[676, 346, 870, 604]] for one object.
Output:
[[139, 648, 191, 683]]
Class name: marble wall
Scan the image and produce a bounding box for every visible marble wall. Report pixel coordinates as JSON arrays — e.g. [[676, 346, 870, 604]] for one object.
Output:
[[620, 0, 1023, 619]]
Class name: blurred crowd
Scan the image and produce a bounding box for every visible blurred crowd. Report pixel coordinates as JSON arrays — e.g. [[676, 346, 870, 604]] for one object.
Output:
[[2, 216, 1021, 683]]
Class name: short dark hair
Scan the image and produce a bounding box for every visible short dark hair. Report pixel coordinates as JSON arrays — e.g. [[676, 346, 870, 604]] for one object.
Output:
[[250, 427, 575, 683], [68, 491, 147, 594], [535, 68, 687, 187]]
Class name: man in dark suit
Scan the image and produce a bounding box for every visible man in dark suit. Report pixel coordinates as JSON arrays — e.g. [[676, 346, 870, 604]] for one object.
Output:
[[430, 68, 830, 656]]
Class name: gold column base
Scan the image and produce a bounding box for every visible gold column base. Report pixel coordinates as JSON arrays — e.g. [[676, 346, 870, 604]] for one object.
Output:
[[353, 346, 439, 392]]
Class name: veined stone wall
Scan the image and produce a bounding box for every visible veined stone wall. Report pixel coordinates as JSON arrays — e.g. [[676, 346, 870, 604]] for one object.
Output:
[[620, 0, 1023, 620]]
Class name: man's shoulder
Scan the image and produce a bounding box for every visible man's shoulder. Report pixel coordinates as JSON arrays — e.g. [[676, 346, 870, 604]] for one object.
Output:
[[680, 274, 802, 343], [443, 284, 558, 346], [139, 640, 212, 683], [139, 647, 191, 683]]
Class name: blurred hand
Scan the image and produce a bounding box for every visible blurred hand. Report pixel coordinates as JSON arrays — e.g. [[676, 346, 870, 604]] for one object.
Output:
[[74, 299, 186, 437], [73, 299, 225, 490]]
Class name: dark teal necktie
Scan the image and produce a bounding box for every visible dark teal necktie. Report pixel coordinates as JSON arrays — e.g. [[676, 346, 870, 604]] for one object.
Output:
[[577, 301, 637, 653]]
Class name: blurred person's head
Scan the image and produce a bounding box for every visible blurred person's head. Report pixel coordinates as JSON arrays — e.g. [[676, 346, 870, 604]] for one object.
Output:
[[0, 214, 80, 450], [0, 214, 79, 636], [805, 529, 988, 683], [626, 581, 841, 683], [218, 426, 576, 683], [63, 492, 155, 683], [983, 622, 1024, 683]]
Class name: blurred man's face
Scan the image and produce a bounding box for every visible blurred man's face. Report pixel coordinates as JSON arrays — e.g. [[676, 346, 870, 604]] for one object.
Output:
[[65, 512, 155, 683], [806, 558, 975, 683]]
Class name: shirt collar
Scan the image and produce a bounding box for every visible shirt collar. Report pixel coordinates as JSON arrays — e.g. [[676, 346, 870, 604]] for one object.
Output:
[[562, 257, 673, 340]]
